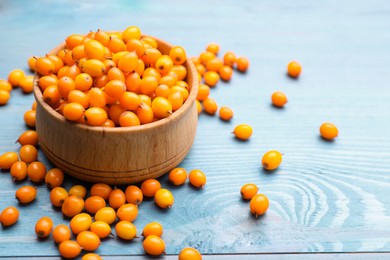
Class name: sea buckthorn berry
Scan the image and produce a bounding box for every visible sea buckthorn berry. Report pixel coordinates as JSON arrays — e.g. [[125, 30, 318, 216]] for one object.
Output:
[[0, 90, 11, 105], [240, 184, 259, 200], [84, 39, 107, 61], [250, 194, 269, 218], [85, 196, 106, 214], [68, 89, 90, 108], [142, 47, 162, 67], [168, 92, 184, 111], [59, 240, 81, 259], [125, 72, 142, 93], [19, 75, 34, 93], [94, 29, 110, 46], [195, 64, 206, 76], [107, 67, 125, 82], [152, 96, 172, 119], [10, 161, 28, 181], [66, 34, 84, 49], [156, 55, 174, 75], [203, 98, 218, 115], [140, 75, 159, 96], [119, 111, 141, 127], [24, 109, 36, 128], [108, 188, 126, 210], [50, 187, 68, 207], [142, 222, 163, 237], [53, 224, 71, 244], [15, 185, 37, 204], [233, 124, 253, 141], [27, 161, 47, 183], [126, 39, 146, 57], [179, 247, 202, 260], [68, 185, 87, 199], [8, 69, 25, 87], [81, 59, 106, 77], [320, 122, 338, 140], [143, 235, 166, 256], [206, 43, 220, 55], [271, 91, 288, 108], [61, 64, 81, 80], [61, 195, 85, 218], [63, 49, 76, 66], [287, 61, 302, 78], [122, 26, 141, 42], [72, 44, 87, 61], [118, 91, 141, 111], [63, 102, 85, 121], [199, 51, 215, 65], [189, 169, 207, 189], [118, 52, 138, 72], [141, 36, 158, 48], [38, 75, 58, 91], [170, 65, 187, 81], [88, 87, 107, 108], [0, 79, 12, 92], [171, 85, 189, 101], [219, 65, 233, 81], [223, 51, 237, 67], [70, 213, 92, 234], [196, 84, 210, 101], [168, 167, 188, 186], [115, 220, 137, 240], [116, 203, 138, 222], [28, 56, 37, 71], [236, 57, 250, 72], [135, 58, 145, 75], [94, 207, 117, 225], [262, 150, 282, 171], [206, 57, 223, 72], [45, 168, 64, 188], [35, 216, 53, 238], [155, 84, 171, 98], [219, 106, 234, 121], [84, 107, 108, 126], [43, 85, 61, 106], [0, 206, 19, 226], [124, 185, 143, 205], [31, 101, 37, 110], [169, 46, 187, 65], [17, 130, 38, 146], [90, 183, 112, 200], [107, 36, 127, 53], [46, 55, 64, 74], [82, 253, 103, 260], [154, 188, 174, 209], [203, 71, 220, 87], [90, 221, 111, 240], [35, 57, 56, 76], [74, 73, 93, 92], [141, 179, 162, 197], [0, 151, 19, 170]]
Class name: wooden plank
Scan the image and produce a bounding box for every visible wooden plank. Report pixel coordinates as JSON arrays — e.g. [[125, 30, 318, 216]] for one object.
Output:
[[0, 0, 389, 258]]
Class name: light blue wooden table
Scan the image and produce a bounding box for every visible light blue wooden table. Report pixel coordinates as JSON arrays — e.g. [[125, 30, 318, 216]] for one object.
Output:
[[0, 0, 389, 259]]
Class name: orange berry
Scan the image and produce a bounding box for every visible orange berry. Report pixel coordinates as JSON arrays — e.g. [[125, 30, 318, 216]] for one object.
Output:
[[196, 84, 210, 101], [10, 161, 28, 181], [27, 161, 47, 183], [143, 235, 166, 256], [240, 184, 259, 200], [179, 247, 202, 260], [45, 168, 64, 189], [250, 194, 269, 217], [206, 58, 223, 72], [203, 98, 218, 115], [24, 109, 36, 128], [59, 240, 81, 259], [236, 57, 250, 72], [63, 102, 85, 121], [61, 195, 84, 218], [219, 65, 233, 81], [68, 184, 87, 199], [84, 107, 108, 126], [8, 69, 25, 87], [169, 46, 187, 65], [0, 151, 19, 170], [154, 188, 174, 209], [142, 222, 163, 237], [287, 61, 302, 78], [0, 206, 19, 226], [233, 124, 253, 141], [219, 106, 233, 121], [35, 216, 53, 238], [115, 220, 137, 240], [108, 188, 126, 210], [70, 213, 92, 234], [85, 196, 106, 214], [223, 51, 237, 67], [16, 130, 38, 146], [82, 253, 103, 260], [90, 183, 112, 200], [90, 220, 111, 239], [117, 203, 138, 222], [271, 91, 288, 108], [15, 185, 37, 204], [168, 168, 188, 186], [50, 187, 68, 207], [203, 71, 220, 87], [189, 169, 207, 189], [140, 179, 161, 197], [94, 207, 116, 225], [0, 89, 10, 105], [19, 75, 34, 93], [53, 224, 71, 244], [74, 73, 93, 92], [320, 122, 338, 140], [124, 185, 143, 205], [35, 57, 56, 76]]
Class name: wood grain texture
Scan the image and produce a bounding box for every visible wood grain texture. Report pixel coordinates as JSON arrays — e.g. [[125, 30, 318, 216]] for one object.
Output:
[[0, 0, 390, 258]]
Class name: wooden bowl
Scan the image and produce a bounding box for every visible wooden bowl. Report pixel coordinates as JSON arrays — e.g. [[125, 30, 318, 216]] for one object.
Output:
[[33, 36, 198, 185]]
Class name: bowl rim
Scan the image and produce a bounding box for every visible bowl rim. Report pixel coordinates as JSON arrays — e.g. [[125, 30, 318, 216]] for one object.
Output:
[[33, 35, 198, 134]]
